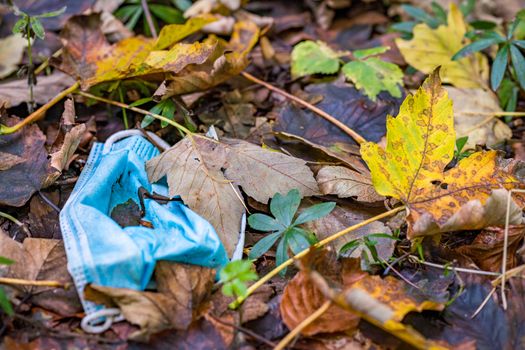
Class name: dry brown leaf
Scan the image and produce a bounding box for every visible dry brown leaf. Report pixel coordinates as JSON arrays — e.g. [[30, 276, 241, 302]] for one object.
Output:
[[456, 225, 525, 272], [446, 87, 511, 148], [155, 261, 215, 328], [0, 152, 25, 171], [147, 135, 319, 255], [0, 71, 76, 108], [280, 257, 363, 336], [316, 165, 384, 202], [0, 231, 81, 316], [0, 116, 51, 207], [0, 34, 26, 79]]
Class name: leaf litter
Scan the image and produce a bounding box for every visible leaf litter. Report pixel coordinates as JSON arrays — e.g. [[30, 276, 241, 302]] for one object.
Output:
[[2, 1, 525, 349]]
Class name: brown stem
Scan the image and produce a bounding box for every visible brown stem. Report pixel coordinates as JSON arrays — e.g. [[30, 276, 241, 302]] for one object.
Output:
[[141, 0, 157, 38], [0, 277, 69, 288], [0, 82, 80, 135], [240, 71, 366, 145]]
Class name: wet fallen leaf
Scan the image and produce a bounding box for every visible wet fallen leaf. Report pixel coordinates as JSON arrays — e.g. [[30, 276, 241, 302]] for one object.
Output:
[[446, 87, 512, 148], [0, 71, 76, 108], [316, 165, 384, 202], [146, 135, 319, 255], [0, 231, 81, 316], [395, 4, 489, 88], [275, 81, 403, 148], [55, 13, 218, 90], [0, 116, 51, 207], [0, 34, 27, 79], [456, 225, 525, 272], [361, 70, 525, 238]]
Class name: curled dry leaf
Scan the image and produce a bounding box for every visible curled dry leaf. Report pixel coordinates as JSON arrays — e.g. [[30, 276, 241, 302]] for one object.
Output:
[[146, 135, 319, 255], [0, 116, 51, 207], [456, 225, 525, 272], [85, 262, 215, 341], [395, 4, 488, 88], [316, 165, 384, 202], [361, 70, 525, 238], [446, 87, 512, 148]]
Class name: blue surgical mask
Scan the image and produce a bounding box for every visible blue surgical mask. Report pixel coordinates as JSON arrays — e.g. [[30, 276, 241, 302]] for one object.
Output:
[[60, 131, 235, 332]]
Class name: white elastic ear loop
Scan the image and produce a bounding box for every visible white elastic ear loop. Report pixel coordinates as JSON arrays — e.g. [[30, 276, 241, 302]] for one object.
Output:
[[81, 308, 125, 334], [102, 129, 170, 154]]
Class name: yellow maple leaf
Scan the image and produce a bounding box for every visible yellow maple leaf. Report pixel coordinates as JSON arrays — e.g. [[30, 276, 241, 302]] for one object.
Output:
[[395, 4, 488, 89], [361, 69, 525, 238]]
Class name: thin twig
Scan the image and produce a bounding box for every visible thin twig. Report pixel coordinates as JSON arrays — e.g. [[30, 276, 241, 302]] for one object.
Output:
[[0, 82, 80, 135], [408, 256, 500, 277], [382, 259, 421, 290], [34, 48, 63, 76], [274, 300, 331, 350], [207, 314, 277, 348], [38, 191, 60, 213], [229, 206, 406, 309], [141, 0, 157, 38], [0, 277, 68, 288], [76, 91, 192, 135], [240, 71, 366, 145]]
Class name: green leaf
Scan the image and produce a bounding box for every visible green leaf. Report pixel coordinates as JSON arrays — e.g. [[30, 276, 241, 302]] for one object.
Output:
[[127, 6, 144, 30], [470, 20, 497, 30], [339, 239, 361, 255], [391, 21, 417, 34], [366, 233, 397, 240], [270, 189, 301, 227], [129, 97, 153, 107], [248, 213, 284, 232], [497, 78, 518, 111], [431, 2, 447, 23], [510, 44, 525, 89], [491, 45, 509, 90], [291, 41, 342, 78], [286, 228, 312, 255], [459, 0, 475, 16], [455, 136, 469, 153], [159, 99, 176, 128], [30, 17, 45, 39], [248, 231, 282, 259], [452, 37, 504, 60], [514, 40, 525, 50], [219, 260, 257, 285], [0, 256, 14, 265], [12, 17, 28, 35], [294, 202, 336, 225], [172, 0, 192, 11], [276, 236, 289, 275], [0, 288, 13, 316], [401, 5, 440, 27], [353, 46, 389, 59], [115, 5, 141, 23], [342, 58, 403, 101], [149, 4, 184, 24], [36, 6, 66, 18]]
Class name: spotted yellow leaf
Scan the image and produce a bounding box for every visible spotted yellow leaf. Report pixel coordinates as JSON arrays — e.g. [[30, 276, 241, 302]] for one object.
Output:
[[361, 69, 525, 238], [395, 4, 488, 88]]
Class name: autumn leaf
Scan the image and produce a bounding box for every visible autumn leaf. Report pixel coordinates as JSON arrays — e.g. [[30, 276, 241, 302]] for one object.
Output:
[[316, 165, 383, 202], [146, 135, 319, 256], [361, 69, 525, 238], [342, 46, 403, 101], [395, 4, 489, 88]]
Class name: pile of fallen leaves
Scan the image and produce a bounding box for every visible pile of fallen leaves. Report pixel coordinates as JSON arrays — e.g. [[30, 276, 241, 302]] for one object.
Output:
[[1, 0, 525, 349]]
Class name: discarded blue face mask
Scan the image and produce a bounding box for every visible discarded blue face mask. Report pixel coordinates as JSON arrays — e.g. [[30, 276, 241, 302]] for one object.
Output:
[[60, 130, 238, 330]]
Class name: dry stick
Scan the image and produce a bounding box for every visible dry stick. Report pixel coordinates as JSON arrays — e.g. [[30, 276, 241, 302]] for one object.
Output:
[[0, 276, 68, 288], [141, 0, 157, 38], [274, 300, 332, 350], [0, 82, 80, 135], [240, 71, 367, 145], [76, 91, 193, 135], [229, 205, 405, 309]]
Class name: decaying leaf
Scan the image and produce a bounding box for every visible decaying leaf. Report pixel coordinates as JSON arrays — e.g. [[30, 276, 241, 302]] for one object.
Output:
[[157, 21, 259, 97], [316, 165, 383, 202], [395, 4, 489, 88], [361, 70, 525, 238], [0, 34, 27, 79], [456, 225, 525, 272], [0, 116, 51, 207], [55, 13, 221, 90], [146, 135, 319, 255], [85, 262, 215, 341], [446, 87, 512, 148], [0, 152, 25, 171], [0, 231, 81, 316]]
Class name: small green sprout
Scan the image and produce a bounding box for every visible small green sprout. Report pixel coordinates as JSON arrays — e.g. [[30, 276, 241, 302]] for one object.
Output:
[[219, 260, 258, 299]]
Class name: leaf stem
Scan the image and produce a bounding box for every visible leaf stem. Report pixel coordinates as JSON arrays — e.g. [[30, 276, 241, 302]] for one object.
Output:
[[274, 300, 331, 350], [229, 205, 405, 309], [0, 211, 23, 227], [0, 81, 80, 135], [76, 91, 193, 135], [240, 71, 367, 145], [0, 276, 69, 288]]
